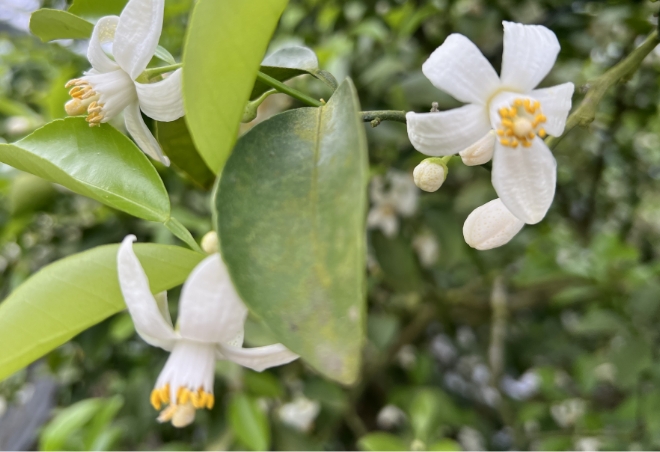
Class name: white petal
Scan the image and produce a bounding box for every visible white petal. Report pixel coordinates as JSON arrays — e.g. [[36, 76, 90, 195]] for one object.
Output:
[[87, 16, 120, 73], [422, 34, 500, 104], [156, 341, 217, 401], [117, 235, 176, 349], [463, 199, 525, 250], [530, 82, 574, 136], [135, 68, 184, 121], [500, 21, 561, 92], [178, 254, 248, 344], [124, 101, 170, 166], [217, 343, 299, 372], [459, 130, 496, 166], [492, 139, 556, 224], [114, 0, 164, 79], [406, 105, 491, 156]]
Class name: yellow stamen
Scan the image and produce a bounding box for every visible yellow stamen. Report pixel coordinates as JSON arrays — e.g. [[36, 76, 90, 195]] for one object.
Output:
[[538, 128, 547, 138], [511, 139, 519, 148], [150, 390, 162, 410], [500, 139, 511, 146], [522, 140, 532, 147], [496, 129, 505, 136], [206, 394, 215, 409], [513, 99, 523, 107], [499, 107, 509, 117], [501, 119, 513, 128]]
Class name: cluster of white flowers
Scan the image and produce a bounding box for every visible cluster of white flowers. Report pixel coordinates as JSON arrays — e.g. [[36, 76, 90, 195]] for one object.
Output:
[[407, 21, 574, 250]]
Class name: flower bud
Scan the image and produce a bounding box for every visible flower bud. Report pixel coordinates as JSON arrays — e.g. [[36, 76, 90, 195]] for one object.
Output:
[[463, 198, 524, 250], [201, 231, 218, 254], [413, 158, 447, 192], [459, 130, 496, 166]]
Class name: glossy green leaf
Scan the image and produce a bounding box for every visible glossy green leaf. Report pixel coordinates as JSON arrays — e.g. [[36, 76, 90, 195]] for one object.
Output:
[[252, 46, 338, 99], [216, 80, 368, 384], [40, 398, 103, 451], [155, 118, 215, 189], [228, 393, 270, 451], [183, 0, 289, 173], [358, 433, 409, 451], [68, 0, 128, 18], [0, 243, 204, 382], [0, 118, 170, 222], [29, 9, 93, 42]]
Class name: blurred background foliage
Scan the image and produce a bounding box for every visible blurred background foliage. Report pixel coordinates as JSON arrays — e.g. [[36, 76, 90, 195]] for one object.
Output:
[[1, 0, 660, 450]]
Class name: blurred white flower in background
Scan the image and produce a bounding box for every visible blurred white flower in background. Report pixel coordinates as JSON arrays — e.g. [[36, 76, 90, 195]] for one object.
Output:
[[367, 170, 419, 237], [575, 437, 600, 452], [278, 396, 321, 432], [501, 370, 540, 400], [376, 404, 407, 430], [551, 398, 586, 428], [412, 231, 439, 267], [458, 426, 486, 451]]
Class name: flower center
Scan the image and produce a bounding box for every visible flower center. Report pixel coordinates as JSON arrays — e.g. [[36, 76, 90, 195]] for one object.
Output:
[[65, 79, 105, 127], [150, 384, 215, 427], [496, 98, 547, 148]]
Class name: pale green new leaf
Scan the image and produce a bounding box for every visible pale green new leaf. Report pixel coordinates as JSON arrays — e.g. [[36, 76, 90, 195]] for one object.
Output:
[[29, 9, 93, 42], [358, 433, 409, 451], [216, 80, 368, 384], [183, 0, 289, 173], [228, 393, 270, 451], [0, 243, 204, 382], [0, 118, 170, 222]]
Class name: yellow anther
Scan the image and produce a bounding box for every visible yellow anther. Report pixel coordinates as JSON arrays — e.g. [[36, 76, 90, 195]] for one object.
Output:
[[179, 388, 191, 405], [500, 139, 511, 146], [501, 119, 513, 128], [514, 99, 523, 106], [521, 140, 532, 148], [527, 132, 535, 140], [511, 139, 519, 148], [150, 390, 162, 410], [160, 386, 170, 404], [538, 128, 547, 138], [505, 129, 514, 137], [509, 107, 517, 116], [535, 114, 546, 123], [499, 107, 509, 117], [206, 394, 215, 409], [534, 101, 541, 110], [496, 129, 505, 136]]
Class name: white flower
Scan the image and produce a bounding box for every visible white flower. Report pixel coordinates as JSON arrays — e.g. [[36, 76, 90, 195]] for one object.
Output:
[[65, 0, 184, 166], [463, 198, 525, 250], [376, 404, 406, 430], [551, 398, 586, 428], [412, 231, 439, 267], [117, 235, 298, 427], [367, 170, 419, 237], [278, 396, 321, 432], [407, 21, 574, 224], [501, 370, 540, 400], [413, 158, 447, 192]]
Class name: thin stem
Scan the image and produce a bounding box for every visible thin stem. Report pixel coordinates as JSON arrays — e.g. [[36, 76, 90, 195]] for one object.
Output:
[[142, 63, 182, 80], [360, 110, 407, 127], [546, 30, 659, 149], [256, 71, 323, 107]]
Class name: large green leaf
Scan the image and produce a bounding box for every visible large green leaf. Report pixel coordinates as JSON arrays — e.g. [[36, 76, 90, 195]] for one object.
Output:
[[29, 9, 93, 42], [68, 0, 128, 18], [252, 46, 338, 99], [0, 243, 204, 382], [155, 118, 215, 189], [182, 0, 289, 173], [216, 80, 368, 384], [0, 118, 170, 222]]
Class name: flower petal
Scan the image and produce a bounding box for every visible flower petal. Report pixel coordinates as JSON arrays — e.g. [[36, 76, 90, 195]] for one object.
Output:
[[459, 130, 496, 166], [406, 104, 491, 156], [530, 82, 574, 136], [463, 199, 525, 250], [117, 235, 176, 350], [114, 0, 164, 79], [135, 68, 184, 122], [217, 343, 299, 372], [178, 254, 248, 344], [500, 21, 561, 93], [87, 16, 120, 73], [492, 138, 557, 224], [124, 101, 170, 166], [422, 34, 500, 104]]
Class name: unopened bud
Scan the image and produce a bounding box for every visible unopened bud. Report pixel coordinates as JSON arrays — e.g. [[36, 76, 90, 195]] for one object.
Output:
[[65, 99, 87, 116], [413, 158, 447, 192], [201, 231, 218, 254], [459, 130, 496, 166], [241, 89, 276, 123], [463, 198, 525, 250]]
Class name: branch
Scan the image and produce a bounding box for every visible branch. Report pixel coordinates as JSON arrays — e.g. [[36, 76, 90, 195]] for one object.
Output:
[[546, 30, 659, 149], [360, 110, 407, 127], [255, 71, 324, 107]]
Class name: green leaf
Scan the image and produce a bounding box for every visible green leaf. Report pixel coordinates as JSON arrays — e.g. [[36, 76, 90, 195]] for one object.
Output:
[[155, 118, 215, 189], [216, 80, 368, 384], [428, 439, 462, 451], [253, 46, 338, 99], [0, 118, 170, 222], [358, 433, 409, 451], [29, 9, 93, 42], [40, 398, 103, 451], [154, 46, 177, 65], [68, 0, 128, 18], [228, 393, 270, 451], [164, 217, 203, 252], [183, 0, 289, 173], [0, 243, 204, 382], [372, 231, 423, 293]]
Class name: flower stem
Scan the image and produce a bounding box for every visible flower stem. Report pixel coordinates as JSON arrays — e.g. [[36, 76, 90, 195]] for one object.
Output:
[[546, 30, 659, 149], [360, 110, 407, 127], [256, 71, 324, 107], [142, 63, 183, 80]]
